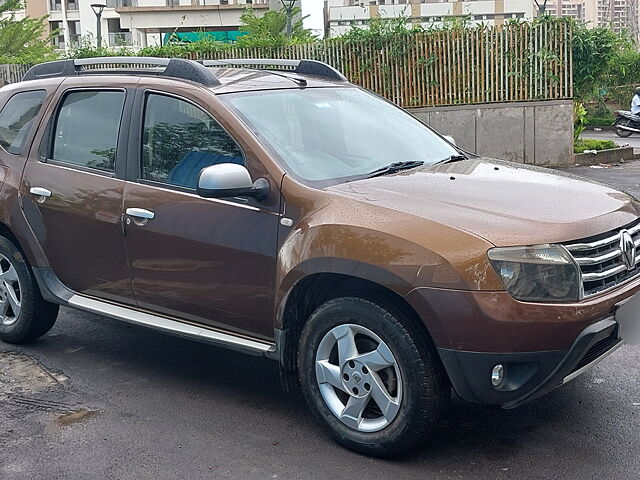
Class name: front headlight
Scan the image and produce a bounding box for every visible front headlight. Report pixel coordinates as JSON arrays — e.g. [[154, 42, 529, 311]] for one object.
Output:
[[487, 245, 581, 302]]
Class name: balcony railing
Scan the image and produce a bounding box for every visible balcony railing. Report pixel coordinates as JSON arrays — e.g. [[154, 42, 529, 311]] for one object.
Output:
[[106, 0, 138, 7], [109, 32, 133, 46], [52, 34, 81, 50]]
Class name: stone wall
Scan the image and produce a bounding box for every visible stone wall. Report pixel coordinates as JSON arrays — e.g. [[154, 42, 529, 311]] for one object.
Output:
[[408, 100, 574, 166]]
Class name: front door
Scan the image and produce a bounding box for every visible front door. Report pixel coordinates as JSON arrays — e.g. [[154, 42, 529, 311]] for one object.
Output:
[[123, 92, 280, 340], [21, 87, 134, 305]]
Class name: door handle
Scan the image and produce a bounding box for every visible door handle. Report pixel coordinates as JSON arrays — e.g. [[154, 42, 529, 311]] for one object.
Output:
[[29, 187, 52, 203], [125, 208, 155, 224], [30, 187, 52, 197], [126, 208, 155, 220]]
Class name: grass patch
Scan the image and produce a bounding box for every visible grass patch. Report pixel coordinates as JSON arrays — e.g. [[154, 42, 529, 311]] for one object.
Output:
[[574, 138, 618, 153]]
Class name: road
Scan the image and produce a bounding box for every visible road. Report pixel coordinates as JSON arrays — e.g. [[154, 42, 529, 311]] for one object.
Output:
[[1, 166, 640, 479]]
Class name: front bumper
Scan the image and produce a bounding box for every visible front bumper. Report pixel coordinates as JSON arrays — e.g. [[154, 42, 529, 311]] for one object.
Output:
[[438, 316, 622, 408], [406, 281, 640, 408]]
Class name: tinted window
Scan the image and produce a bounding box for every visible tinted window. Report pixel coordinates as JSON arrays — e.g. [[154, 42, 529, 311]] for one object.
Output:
[[0, 90, 46, 155], [142, 94, 243, 189], [52, 90, 125, 172]]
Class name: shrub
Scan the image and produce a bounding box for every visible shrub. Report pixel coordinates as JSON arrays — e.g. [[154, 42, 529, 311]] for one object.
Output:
[[574, 138, 618, 153], [584, 116, 615, 126]]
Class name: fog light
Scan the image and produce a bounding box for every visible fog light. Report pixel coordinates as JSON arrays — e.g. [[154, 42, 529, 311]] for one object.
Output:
[[491, 364, 504, 387]]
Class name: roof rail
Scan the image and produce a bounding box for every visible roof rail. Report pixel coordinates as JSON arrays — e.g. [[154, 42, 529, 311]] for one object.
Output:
[[22, 57, 221, 87], [200, 59, 347, 82]]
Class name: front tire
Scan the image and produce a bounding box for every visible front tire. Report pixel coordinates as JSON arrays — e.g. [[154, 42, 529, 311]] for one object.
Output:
[[298, 297, 449, 457], [615, 119, 634, 137], [0, 236, 59, 343]]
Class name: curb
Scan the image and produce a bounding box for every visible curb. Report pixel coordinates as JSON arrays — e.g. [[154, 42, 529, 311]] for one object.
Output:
[[572, 146, 635, 166]]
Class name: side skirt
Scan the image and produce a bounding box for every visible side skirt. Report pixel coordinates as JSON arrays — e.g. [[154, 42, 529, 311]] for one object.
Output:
[[33, 267, 277, 357]]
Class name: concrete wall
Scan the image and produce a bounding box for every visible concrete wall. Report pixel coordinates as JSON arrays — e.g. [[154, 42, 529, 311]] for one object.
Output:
[[408, 100, 574, 166]]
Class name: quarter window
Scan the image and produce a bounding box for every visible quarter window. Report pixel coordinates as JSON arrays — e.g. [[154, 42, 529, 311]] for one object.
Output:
[[141, 93, 244, 189], [51, 90, 125, 173], [0, 90, 46, 155]]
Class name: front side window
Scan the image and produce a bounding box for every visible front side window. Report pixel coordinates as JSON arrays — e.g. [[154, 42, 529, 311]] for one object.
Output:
[[220, 87, 460, 186], [0, 90, 46, 155], [52, 90, 125, 173], [141, 93, 244, 189]]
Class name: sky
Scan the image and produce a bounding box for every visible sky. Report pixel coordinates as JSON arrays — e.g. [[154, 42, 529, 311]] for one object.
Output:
[[301, 0, 326, 37]]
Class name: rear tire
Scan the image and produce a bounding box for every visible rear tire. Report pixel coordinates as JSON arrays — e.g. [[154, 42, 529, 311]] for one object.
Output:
[[298, 297, 449, 457], [0, 236, 59, 343]]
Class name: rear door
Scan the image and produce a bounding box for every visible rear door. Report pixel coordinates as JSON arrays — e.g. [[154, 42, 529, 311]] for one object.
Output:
[[21, 78, 135, 305], [122, 85, 281, 340]]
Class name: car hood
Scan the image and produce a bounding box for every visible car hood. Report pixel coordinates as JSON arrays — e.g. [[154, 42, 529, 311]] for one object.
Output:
[[326, 158, 640, 246]]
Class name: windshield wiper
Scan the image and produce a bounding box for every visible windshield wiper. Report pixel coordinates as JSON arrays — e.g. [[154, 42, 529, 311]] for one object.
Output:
[[365, 161, 425, 178], [434, 154, 468, 165]]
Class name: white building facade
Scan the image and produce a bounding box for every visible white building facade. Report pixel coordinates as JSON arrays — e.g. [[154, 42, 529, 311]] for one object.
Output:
[[39, 0, 285, 53], [326, 0, 536, 36]]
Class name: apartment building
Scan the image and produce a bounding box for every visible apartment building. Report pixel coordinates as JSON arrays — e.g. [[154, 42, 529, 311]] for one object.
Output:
[[116, 0, 281, 48], [326, 0, 638, 39], [597, 0, 638, 38], [326, 0, 536, 36], [6, 0, 287, 52], [545, 0, 595, 20], [544, 0, 638, 40]]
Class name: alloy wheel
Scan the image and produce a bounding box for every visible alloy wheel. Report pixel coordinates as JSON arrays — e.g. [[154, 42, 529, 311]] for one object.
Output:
[[315, 324, 402, 432], [0, 253, 21, 326]]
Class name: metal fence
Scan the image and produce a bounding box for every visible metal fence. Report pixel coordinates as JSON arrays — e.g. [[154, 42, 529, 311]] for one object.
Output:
[[0, 21, 572, 108], [190, 21, 573, 107]]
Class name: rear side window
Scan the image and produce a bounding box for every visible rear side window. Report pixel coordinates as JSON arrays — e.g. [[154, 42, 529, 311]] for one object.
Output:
[[141, 93, 244, 189], [51, 90, 125, 173], [0, 90, 46, 155]]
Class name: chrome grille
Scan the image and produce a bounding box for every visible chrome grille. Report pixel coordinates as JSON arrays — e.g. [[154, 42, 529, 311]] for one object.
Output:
[[564, 218, 640, 297]]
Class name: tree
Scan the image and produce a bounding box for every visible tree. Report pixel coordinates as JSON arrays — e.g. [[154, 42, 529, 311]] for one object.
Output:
[[236, 6, 315, 47], [0, 0, 56, 63], [572, 23, 630, 100]]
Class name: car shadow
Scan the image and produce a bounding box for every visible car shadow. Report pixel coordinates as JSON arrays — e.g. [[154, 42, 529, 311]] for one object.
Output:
[[20, 307, 629, 470]]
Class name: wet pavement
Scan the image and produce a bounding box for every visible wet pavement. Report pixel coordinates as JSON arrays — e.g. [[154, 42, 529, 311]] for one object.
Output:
[[1, 164, 640, 479]]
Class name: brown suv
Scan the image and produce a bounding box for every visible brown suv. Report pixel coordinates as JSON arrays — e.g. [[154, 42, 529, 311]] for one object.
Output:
[[0, 57, 638, 456]]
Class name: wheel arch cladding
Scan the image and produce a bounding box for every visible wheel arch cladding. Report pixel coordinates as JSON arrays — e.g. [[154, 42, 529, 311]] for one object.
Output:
[[275, 271, 440, 391]]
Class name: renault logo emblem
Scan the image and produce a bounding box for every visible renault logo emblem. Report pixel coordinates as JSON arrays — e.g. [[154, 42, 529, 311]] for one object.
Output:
[[620, 230, 636, 270]]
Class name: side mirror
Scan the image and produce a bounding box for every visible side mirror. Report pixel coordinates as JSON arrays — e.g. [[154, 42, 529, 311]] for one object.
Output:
[[443, 135, 457, 146], [196, 163, 270, 201]]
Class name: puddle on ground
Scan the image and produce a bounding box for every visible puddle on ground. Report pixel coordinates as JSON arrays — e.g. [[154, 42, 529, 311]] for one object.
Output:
[[0, 352, 68, 399], [55, 409, 100, 426]]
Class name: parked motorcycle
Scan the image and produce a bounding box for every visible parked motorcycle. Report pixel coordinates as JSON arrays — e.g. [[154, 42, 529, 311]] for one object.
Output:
[[614, 110, 640, 137]]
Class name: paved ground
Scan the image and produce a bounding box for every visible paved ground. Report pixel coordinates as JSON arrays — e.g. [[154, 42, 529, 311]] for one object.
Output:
[[1, 165, 640, 479]]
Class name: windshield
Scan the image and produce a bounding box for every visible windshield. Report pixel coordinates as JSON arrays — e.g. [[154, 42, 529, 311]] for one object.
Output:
[[220, 87, 460, 186]]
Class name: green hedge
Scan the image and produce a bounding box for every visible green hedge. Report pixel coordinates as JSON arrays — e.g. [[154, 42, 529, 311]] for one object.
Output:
[[574, 138, 618, 153]]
